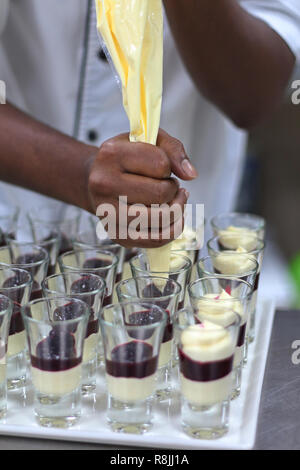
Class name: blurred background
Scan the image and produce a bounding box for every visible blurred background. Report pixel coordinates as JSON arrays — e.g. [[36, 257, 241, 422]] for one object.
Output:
[[236, 66, 300, 309]]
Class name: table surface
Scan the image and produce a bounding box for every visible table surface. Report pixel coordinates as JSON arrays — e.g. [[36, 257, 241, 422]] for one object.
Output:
[[0, 309, 298, 451]]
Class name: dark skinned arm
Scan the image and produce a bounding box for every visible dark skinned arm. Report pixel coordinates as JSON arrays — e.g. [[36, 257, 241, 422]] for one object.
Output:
[[164, 0, 296, 129], [0, 103, 197, 247]]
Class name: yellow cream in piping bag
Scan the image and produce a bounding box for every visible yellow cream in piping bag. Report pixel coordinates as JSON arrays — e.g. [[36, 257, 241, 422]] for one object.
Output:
[[96, 0, 172, 272]]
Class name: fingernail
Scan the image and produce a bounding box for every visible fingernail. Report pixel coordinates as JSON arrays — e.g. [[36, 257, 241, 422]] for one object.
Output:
[[182, 159, 198, 178]]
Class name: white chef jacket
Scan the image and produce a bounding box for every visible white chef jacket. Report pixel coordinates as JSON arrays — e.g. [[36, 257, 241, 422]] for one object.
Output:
[[0, 0, 300, 223]]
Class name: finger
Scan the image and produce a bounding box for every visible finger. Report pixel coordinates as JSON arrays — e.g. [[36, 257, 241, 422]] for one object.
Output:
[[157, 129, 198, 181], [117, 173, 180, 205], [100, 134, 172, 179]]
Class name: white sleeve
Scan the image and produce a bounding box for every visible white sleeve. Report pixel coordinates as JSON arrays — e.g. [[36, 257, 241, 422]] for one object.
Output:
[[0, 0, 9, 36], [239, 0, 300, 62]]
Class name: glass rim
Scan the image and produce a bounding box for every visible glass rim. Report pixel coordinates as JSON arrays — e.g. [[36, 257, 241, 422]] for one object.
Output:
[[42, 271, 106, 296], [174, 308, 241, 332], [188, 276, 253, 302], [21, 295, 90, 326], [115, 275, 182, 300], [100, 300, 168, 331], [130, 252, 192, 276], [0, 266, 33, 290], [0, 244, 49, 269], [72, 231, 121, 250], [197, 254, 259, 277], [210, 211, 266, 231], [58, 248, 119, 271], [207, 234, 265, 254]]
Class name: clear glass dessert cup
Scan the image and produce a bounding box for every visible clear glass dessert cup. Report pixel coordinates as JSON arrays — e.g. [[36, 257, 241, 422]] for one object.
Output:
[[5, 223, 61, 278], [130, 252, 192, 311], [116, 276, 181, 400], [210, 212, 266, 241], [188, 276, 253, 399], [0, 295, 12, 417], [0, 243, 49, 302], [100, 301, 167, 434], [58, 248, 118, 365], [72, 230, 125, 299], [42, 272, 106, 395], [27, 203, 81, 257], [174, 307, 240, 439], [22, 296, 89, 428], [0, 267, 33, 389], [207, 235, 265, 343]]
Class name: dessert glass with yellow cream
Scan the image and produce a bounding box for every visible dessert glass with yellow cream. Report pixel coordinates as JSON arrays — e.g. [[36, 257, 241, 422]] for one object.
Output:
[[0, 295, 12, 418], [207, 236, 265, 343], [0, 267, 33, 389], [188, 277, 253, 398], [174, 308, 240, 439], [210, 212, 266, 244], [22, 296, 89, 428], [116, 276, 181, 399], [42, 272, 106, 395], [100, 301, 167, 434]]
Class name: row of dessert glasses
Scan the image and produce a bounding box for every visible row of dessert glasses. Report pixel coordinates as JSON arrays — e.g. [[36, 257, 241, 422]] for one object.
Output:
[[0, 203, 265, 438]]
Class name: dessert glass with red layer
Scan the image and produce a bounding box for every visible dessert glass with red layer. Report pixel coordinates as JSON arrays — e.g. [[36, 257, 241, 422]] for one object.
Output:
[[188, 276, 253, 399], [0, 243, 49, 302], [27, 203, 81, 257], [174, 308, 240, 440], [0, 295, 12, 418], [6, 223, 60, 278], [0, 267, 32, 389], [130, 252, 192, 313], [72, 230, 125, 295], [100, 301, 167, 434], [22, 296, 89, 428], [42, 272, 106, 394], [207, 234, 265, 343], [58, 248, 118, 308], [116, 276, 181, 400]]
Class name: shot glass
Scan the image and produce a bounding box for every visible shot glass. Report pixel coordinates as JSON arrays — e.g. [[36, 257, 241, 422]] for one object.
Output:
[[27, 203, 81, 256], [0, 267, 33, 389], [100, 301, 167, 434], [210, 212, 266, 243], [72, 230, 125, 300], [188, 276, 252, 398], [58, 248, 118, 307], [22, 296, 89, 428], [171, 222, 204, 282], [116, 276, 181, 400], [0, 295, 12, 417], [174, 307, 240, 439], [130, 252, 192, 310], [42, 272, 106, 394], [207, 235, 265, 343], [6, 223, 60, 278], [0, 244, 49, 301], [0, 204, 19, 247]]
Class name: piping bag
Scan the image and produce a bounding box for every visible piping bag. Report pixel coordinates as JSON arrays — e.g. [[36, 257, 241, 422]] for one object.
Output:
[[95, 0, 172, 273]]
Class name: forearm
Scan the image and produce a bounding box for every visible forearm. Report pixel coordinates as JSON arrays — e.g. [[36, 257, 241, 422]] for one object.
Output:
[[0, 103, 97, 211], [164, 0, 295, 128]]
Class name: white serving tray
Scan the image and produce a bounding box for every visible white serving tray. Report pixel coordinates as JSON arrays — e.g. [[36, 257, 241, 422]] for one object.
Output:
[[0, 299, 275, 450]]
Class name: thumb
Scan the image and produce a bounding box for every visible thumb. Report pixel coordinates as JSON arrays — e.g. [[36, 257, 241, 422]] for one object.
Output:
[[156, 129, 198, 181]]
